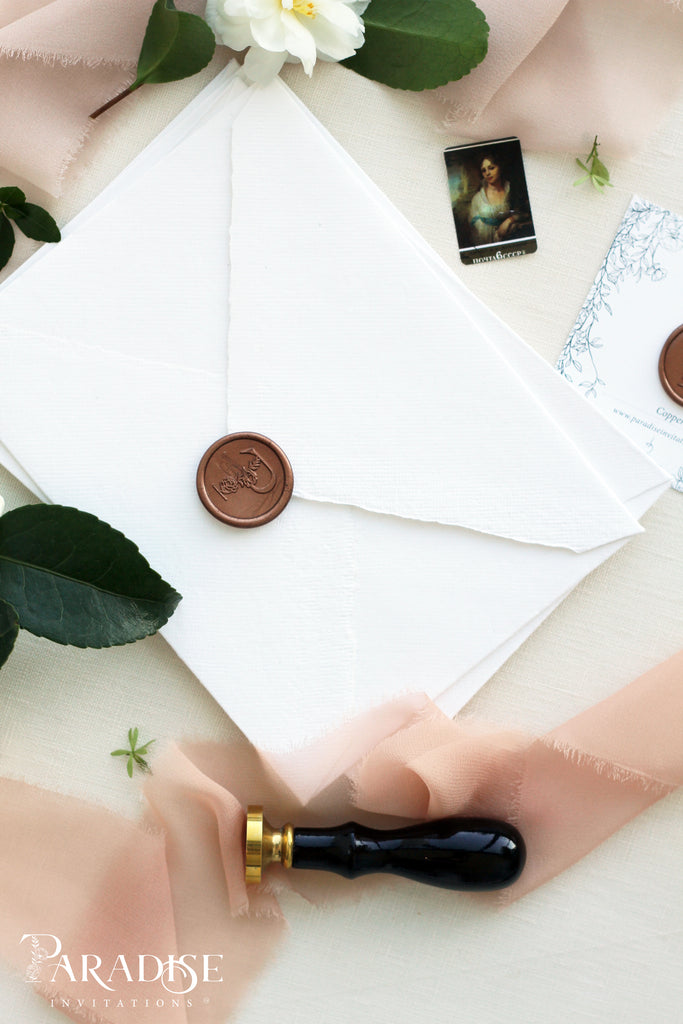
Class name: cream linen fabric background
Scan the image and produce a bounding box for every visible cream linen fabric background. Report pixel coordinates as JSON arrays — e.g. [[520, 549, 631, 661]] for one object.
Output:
[[0, 49, 682, 1024]]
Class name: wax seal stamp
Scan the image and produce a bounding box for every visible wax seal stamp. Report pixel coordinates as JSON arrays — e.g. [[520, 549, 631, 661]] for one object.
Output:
[[245, 806, 525, 892], [658, 325, 683, 407], [196, 433, 293, 528]]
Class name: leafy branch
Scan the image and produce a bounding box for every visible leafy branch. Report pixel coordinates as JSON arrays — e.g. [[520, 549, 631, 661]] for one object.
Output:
[[574, 135, 613, 193], [0, 504, 181, 671], [111, 727, 156, 778], [90, 0, 216, 119], [0, 187, 60, 272]]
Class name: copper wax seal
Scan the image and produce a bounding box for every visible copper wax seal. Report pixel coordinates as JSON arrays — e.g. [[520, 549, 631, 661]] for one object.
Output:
[[658, 325, 683, 407], [196, 433, 293, 528]]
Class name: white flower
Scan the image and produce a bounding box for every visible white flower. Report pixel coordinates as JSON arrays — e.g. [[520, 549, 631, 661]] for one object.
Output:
[[206, 0, 369, 83]]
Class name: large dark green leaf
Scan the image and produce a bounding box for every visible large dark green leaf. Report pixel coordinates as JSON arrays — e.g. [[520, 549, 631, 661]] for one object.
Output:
[[0, 505, 181, 648], [133, 0, 216, 88], [0, 598, 19, 670], [0, 186, 26, 206], [343, 0, 489, 91], [4, 203, 61, 243], [0, 214, 15, 271]]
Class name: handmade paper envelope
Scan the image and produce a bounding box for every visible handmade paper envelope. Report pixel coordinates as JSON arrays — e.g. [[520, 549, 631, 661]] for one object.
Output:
[[0, 68, 669, 797]]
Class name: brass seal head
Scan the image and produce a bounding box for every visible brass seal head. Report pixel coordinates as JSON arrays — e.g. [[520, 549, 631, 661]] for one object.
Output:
[[245, 805, 294, 885]]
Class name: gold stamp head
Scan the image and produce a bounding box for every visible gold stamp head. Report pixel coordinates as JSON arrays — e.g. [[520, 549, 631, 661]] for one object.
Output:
[[244, 805, 294, 885]]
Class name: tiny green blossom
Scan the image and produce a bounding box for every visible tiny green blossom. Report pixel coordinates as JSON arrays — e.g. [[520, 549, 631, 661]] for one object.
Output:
[[574, 135, 614, 193], [111, 727, 156, 778]]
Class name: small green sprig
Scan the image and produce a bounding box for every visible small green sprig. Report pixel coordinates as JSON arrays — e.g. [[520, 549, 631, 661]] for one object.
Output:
[[573, 135, 613, 193], [111, 727, 156, 778], [0, 186, 60, 271]]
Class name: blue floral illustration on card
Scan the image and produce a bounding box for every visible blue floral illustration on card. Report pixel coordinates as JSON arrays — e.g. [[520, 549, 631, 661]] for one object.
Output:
[[558, 197, 683, 397]]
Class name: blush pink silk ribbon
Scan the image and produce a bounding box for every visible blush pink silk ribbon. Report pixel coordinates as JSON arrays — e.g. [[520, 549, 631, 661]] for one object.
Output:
[[0, 650, 681, 1023], [0, 0, 681, 196]]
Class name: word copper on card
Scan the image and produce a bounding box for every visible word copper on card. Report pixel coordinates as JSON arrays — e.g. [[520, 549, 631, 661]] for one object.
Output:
[[444, 136, 537, 265]]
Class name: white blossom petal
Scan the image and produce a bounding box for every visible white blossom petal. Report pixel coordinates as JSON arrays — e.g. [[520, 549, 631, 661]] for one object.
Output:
[[281, 10, 318, 74], [213, 16, 262, 51], [308, 14, 362, 59], [251, 11, 288, 51], [243, 45, 288, 82], [244, 0, 279, 18], [315, 0, 364, 37]]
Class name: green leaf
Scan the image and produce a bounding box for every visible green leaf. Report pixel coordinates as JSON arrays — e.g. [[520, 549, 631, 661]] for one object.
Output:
[[575, 158, 589, 173], [0, 598, 19, 670], [132, 0, 215, 89], [0, 186, 26, 206], [127, 755, 134, 778], [0, 214, 15, 271], [136, 0, 181, 80], [111, 749, 129, 757], [4, 203, 61, 244], [130, 726, 139, 749], [591, 156, 610, 183], [0, 504, 182, 648], [342, 0, 489, 91]]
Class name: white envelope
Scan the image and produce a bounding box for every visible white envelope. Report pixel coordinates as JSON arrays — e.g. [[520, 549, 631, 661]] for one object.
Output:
[[0, 67, 669, 798]]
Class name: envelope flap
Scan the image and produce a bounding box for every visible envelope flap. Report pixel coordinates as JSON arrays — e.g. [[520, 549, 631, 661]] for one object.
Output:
[[227, 81, 642, 554], [0, 323, 362, 765]]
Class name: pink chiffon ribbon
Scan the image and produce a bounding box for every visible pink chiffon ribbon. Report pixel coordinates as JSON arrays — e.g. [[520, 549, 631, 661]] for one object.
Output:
[[433, 0, 683, 155], [0, 0, 203, 195], [0, 0, 681, 196], [0, 649, 681, 1023]]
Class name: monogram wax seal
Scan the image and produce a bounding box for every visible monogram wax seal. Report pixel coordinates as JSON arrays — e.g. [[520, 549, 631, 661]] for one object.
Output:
[[196, 433, 293, 527], [658, 325, 683, 407]]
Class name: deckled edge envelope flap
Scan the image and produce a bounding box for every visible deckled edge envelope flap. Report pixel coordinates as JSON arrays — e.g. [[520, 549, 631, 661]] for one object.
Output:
[[285, 83, 670, 512], [227, 80, 643, 555]]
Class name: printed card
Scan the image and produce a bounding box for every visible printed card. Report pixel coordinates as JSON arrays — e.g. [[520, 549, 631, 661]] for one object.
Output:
[[558, 196, 683, 491]]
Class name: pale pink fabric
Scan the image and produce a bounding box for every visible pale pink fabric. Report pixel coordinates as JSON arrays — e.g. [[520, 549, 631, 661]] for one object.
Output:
[[0, 0, 204, 196], [0, 650, 681, 1022], [434, 0, 683, 155]]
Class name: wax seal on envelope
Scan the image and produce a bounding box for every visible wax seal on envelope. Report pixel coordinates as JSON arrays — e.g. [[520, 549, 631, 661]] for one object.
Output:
[[197, 433, 293, 527], [658, 325, 683, 407]]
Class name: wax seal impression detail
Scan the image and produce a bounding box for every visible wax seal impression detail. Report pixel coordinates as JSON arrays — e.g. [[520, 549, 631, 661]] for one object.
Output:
[[658, 325, 683, 407], [196, 433, 293, 528]]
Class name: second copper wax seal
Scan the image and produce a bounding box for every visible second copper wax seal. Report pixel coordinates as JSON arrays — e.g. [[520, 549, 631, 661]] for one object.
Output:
[[197, 433, 293, 528], [658, 325, 683, 407]]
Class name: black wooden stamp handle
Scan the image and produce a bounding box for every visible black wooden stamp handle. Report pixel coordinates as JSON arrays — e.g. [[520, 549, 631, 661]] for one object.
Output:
[[246, 807, 525, 891]]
